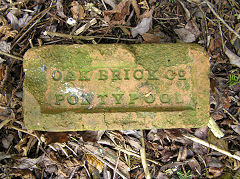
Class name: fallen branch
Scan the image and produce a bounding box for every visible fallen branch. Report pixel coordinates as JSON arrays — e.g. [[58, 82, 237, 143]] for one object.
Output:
[[183, 133, 240, 161]]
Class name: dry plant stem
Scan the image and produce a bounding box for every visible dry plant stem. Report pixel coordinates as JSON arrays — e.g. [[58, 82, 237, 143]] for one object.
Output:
[[11, 3, 56, 49], [101, 0, 107, 10], [114, 146, 161, 165], [44, 31, 137, 41], [0, 50, 23, 61], [10, 126, 38, 138], [140, 130, 151, 179], [204, 0, 240, 39], [183, 133, 240, 161], [223, 108, 240, 125], [113, 151, 120, 179]]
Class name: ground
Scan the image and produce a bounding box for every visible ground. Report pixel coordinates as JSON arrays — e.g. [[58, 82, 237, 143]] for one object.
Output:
[[0, 0, 240, 178]]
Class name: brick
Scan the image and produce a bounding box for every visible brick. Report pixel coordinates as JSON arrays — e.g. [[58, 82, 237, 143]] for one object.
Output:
[[23, 44, 209, 131]]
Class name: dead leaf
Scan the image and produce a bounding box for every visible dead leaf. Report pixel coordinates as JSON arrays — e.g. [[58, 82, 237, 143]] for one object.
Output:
[[174, 20, 201, 43], [208, 131, 228, 150], [18, 13, 32, 28], [211, 113, 224, 121], [231, 125, 240, 135], [103, 0, 117, 9], [142, 32, 171, 43], [56, 0, 67, 18], [225, 46, 240, 68], [194, 127, 208, 139], [177, 146, 188, 161], [208, 167, 223, 178], [103, 0, 130, 25], [71, 1, 85, 20], [131, 17, 152, 37], [14, 157, 41, 170], [0, 16, 18, 40], [43, 132, 69, 145], [11, 169, 36, 179], [0, 40, 10, 52], [2, 133, 14, 149], [85, 154, 105, 173], [79, 130, 104, 142], [188, 158, 201, 175]]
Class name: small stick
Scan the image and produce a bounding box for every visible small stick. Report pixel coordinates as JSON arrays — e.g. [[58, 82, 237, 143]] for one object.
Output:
[[183, 133, 240, 161], [0, 50, 23, 61], [140, 130, 151, 179], [11, 3, 56, 49], [44, 31, 137, 41], [204, 0, 240, 39], [114, 146, 162, 165], [223, 108, 240, 125], [101, 0, 107, 10]]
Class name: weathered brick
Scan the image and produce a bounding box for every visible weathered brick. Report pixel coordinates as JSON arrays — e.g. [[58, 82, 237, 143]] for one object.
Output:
[[23, 44, 209, 131]]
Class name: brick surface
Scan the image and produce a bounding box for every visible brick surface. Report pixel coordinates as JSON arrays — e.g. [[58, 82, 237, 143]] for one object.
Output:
[[23, 44, 209, 131]]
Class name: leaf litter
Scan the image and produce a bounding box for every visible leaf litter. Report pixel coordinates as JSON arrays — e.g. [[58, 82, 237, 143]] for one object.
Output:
[[0, 0, 240, 178]]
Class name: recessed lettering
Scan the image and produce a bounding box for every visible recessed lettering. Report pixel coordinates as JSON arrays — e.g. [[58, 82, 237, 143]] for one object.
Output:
[[67, 94, 79, 105], [133, 69, 144, 80], [52, 70, 62, 81], [24, 44, 209, 131]]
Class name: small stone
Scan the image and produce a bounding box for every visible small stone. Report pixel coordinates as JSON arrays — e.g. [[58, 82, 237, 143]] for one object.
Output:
[[23, 44, 209, 131]]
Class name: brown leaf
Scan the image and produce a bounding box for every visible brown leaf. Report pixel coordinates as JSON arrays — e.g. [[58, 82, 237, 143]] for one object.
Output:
[[231, 125, 240, 135], [208, 167, 223, 178], [211, 113, 224, 121], [177, 146, 188, 161], [71, 1, 85, 20], [174, 20, 201, 43], [208, 131, 228, 150], [79, 130, 104, 142], [103, 0, 130, 25], [142, 32, 171, 43], [43, 132, 69, 145], [85, 154, 105, 173], [194, 127, 208, 139], [188, 158, 201, 175]]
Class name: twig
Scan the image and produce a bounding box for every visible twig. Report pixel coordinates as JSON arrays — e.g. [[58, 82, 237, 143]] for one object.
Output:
[[0, 50, 23, 61], [204, 0, 240, 39], [11, 3, 55, 49], [113, 151, 120, 179], [177, 0, 191, 21], [223, 108, 240, 125], [44, 31, 137, 41], [140, 130, 151, 179], [101, 0, 107, 10], [183, 133, 240, 161], [10, 126, 38, 138], [114, 146, 162, 165]]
